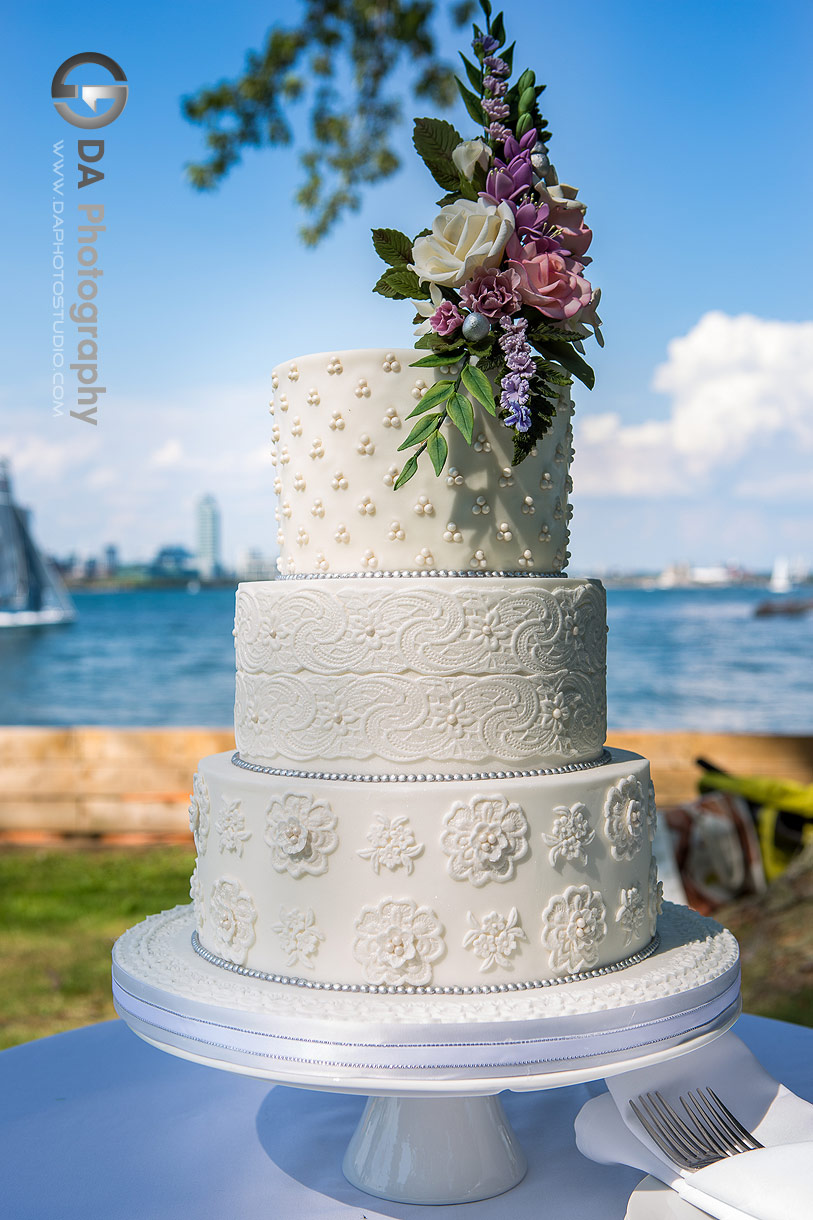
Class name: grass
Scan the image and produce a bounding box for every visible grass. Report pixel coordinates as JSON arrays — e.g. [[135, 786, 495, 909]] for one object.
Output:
[[1, 845, 811, 1050], [0, 845, 193, 1050]]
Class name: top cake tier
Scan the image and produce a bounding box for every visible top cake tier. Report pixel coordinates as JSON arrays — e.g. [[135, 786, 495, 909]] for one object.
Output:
[[271, 348, 573, 576]]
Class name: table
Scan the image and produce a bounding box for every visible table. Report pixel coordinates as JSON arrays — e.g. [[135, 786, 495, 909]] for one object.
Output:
[[1, 1014, 811, 1219]]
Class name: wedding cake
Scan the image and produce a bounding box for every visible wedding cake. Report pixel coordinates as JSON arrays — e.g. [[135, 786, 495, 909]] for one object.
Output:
[[185, 7, 664, 996]]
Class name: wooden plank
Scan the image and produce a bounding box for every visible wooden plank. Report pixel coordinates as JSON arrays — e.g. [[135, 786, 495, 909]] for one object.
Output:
[[0, 727, 811, 835]]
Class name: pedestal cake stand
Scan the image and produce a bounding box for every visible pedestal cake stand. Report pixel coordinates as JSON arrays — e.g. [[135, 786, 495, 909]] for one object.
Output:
[[113, 900, 740, 1206]]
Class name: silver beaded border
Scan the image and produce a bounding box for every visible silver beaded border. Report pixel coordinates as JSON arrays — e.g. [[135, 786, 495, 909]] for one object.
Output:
[[277, 569, 565, 580], [230, 749, 613, 783], [191, 931, 660, 995]]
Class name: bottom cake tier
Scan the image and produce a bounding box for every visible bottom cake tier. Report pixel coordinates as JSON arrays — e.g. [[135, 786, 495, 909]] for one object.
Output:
[[188, 748, 661, 992]]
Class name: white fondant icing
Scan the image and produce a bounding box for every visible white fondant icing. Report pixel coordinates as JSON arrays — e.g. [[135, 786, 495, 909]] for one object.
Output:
[[269, 349, 572, 574], [193, 749, 655, 988]]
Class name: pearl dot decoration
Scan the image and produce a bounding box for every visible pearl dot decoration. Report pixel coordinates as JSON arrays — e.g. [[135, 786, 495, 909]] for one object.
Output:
[[470, 549, 488, 569], [496, 523, 513, 542], [518, 549, 535, 568], [335, 524, 350, 544], [287, 363, 300, 382], [361, 549, 378, 569], [357, 496, 376, 517], [268, 349, 574, 576], [311, 499, 325, 518], [388, 521, 405, 541], [415, 547, 434, 568]]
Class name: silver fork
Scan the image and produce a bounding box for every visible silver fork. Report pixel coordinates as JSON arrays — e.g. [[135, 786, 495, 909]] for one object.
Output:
[[629, 1087, 764, 1170]]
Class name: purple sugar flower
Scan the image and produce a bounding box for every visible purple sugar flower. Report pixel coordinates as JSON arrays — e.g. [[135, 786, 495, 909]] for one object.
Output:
[[459, 268, 522, 319], [474, 33, 499, 55], [483, 55, 510, 78], [483, 75, 507, 96], [503, 398, 532, 432], [430, 299, 464, 336], [501, 129, 538, 161], [488, 122, 512, 145], [501, 371, 531, 403], [498, 317, 535, 434], [482, 97, 510, 122]]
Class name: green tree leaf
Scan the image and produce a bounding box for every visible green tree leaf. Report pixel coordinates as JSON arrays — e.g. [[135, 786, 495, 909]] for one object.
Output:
[[491, 10, 506, 46], [447, 391, 474, 442], [461, 364, 496, 415], [398, 412, 444, 450], [428, 430, 448, 475], [371, 227, 413, 267], [393, 453, 419, 490], [373, 266, 428, 300]]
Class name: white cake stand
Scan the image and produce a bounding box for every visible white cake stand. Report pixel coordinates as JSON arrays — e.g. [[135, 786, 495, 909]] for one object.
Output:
[[112, 901, 740, 1206]]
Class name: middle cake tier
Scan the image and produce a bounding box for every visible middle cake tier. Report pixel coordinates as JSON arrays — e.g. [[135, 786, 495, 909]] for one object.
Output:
[[234, 575, 608, 774]]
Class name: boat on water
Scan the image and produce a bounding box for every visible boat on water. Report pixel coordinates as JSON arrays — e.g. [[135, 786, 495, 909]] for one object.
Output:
[[0, 458, 76, 628], [769, 556, 792, 594]]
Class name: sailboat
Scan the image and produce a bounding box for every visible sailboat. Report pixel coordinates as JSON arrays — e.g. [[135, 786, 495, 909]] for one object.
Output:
[[769, 557, 792, 595], [0, 458, 76, 627]]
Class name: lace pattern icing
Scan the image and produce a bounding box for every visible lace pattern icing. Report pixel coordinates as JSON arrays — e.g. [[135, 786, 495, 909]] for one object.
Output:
[[234, 580, 606, 678], [235, 669, 605, 767]]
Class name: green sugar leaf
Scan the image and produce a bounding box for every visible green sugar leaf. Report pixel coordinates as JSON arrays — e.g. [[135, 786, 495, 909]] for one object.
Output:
[[393, 453, 419, 490], [461, 363, 496, 415], [537, 339, 596, 389], [398, 412, 444, 450], [405, 378, 454, 416], [413, 117, 463, 191], [459, 52, 483, 93], [411, 351, 465, 367], [373, 266, 428, 301], [455, 79, 486, 127], [371, 227, 413, 268], [428, 430, 448, 476], [447, 391, 475, 443]]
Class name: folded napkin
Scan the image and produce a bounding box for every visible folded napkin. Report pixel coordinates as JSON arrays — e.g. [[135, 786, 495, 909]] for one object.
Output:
[[575, 1031, 813, 1220]]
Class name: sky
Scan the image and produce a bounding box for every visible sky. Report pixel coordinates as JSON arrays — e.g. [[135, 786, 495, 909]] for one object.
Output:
[[2, 0, 812, 573]]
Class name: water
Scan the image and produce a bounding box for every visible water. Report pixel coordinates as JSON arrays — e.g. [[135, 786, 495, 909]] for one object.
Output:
[[0, 585, 811, 731]]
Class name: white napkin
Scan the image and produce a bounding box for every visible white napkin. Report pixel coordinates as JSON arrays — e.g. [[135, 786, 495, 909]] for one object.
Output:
[[574, 1031, 813, 1220]]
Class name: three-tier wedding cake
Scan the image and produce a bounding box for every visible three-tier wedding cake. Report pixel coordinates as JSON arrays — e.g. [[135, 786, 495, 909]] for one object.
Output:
[[183, 4, 665, 998], [186, 348, 662, 994]]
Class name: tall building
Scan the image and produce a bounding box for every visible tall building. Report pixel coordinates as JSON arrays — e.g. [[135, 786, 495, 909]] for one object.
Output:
[[196, 494, 221, 581]]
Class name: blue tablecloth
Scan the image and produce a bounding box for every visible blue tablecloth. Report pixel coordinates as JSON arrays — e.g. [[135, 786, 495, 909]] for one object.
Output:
[[1, 1013, 812, 1219]]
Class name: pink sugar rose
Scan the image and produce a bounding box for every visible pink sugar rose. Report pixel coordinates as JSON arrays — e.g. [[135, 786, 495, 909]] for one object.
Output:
[[506, 236, 593, 321], [459, 267, 522, 319], [430, 299, 464, 336]]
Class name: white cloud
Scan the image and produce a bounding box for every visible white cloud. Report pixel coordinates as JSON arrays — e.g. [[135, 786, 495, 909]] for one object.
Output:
[[573, 312, 813, 497]]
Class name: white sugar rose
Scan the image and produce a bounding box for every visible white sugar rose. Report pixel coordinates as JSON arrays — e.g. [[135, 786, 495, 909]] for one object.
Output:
[[451, 138, 491, 180], [410, 199, 515, 288]]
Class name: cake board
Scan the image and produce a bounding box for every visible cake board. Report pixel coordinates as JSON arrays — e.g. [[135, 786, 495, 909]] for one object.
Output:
[[112, 900, 740, 1205]]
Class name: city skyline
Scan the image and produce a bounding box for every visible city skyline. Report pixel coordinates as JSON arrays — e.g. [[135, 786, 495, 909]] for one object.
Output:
[[1, 2, 811, 571]]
